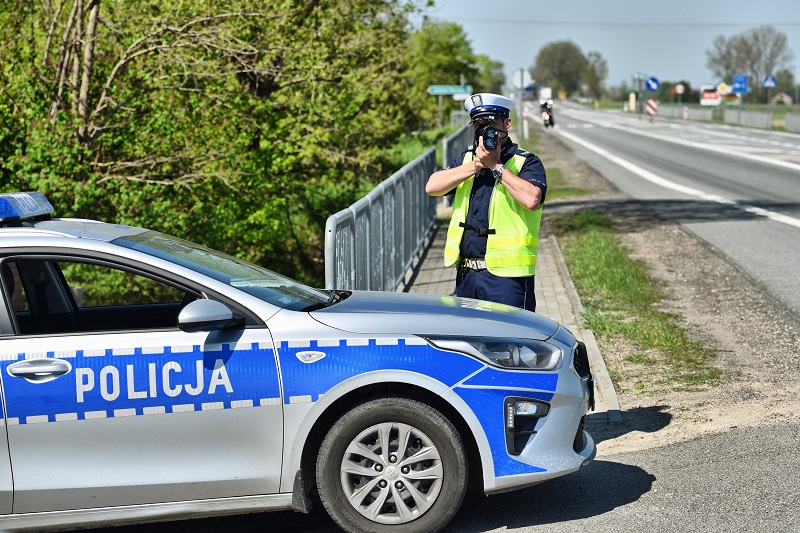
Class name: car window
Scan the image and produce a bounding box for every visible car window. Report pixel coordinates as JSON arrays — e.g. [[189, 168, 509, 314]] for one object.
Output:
[[113, 230, 330, 311], [2, 262, 30, 312], [5, 258, 194, 335], [60, 262, 185, 307]]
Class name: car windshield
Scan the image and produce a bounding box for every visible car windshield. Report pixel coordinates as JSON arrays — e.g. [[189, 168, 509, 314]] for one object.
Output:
[[113, 230, 330, 311]]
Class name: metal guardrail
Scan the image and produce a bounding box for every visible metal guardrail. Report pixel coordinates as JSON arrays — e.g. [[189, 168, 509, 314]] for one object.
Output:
[[442, 121, 472, 168], [723, 108, 773, 129], [450, 111, 470, 130], [324, 119, 473, 292], [785, 113, 800, 133], [658, 105, 713, 121], [324, 147, 437, 291]]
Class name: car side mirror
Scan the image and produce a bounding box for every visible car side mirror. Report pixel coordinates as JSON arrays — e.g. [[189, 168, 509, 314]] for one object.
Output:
[[178, 299, 241, 332]]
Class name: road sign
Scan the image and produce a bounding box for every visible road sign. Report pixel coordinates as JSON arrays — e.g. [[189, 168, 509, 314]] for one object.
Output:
[[510, 70, 532, 89], [451, 93, 471, 101], [646, 99, 658, 115], [427, 85, 473, 95], [673, 83, 685, 95], [645, 76, 660, 92], [700, 85, 721, 106], [717, 82, 732, 95], [732, 75, 748, 95], [763, 76, 776, 88]]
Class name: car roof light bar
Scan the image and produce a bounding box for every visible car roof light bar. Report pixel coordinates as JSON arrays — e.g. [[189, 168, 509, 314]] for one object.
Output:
[[0, 192, 55, 223]]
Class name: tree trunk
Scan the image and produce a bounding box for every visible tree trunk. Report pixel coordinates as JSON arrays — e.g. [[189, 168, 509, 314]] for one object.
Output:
[[49, 0, 79, 118], [70, 0, 83, 116], [77, 0, 100, 145]]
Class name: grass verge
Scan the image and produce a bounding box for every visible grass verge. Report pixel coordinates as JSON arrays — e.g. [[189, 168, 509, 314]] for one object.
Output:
[[518, 134, 591, 201], [549, 210, 723, 393]]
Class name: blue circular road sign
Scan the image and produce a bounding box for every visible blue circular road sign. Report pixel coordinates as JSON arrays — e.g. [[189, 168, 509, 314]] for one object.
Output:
[[645, 76, 660, 92]]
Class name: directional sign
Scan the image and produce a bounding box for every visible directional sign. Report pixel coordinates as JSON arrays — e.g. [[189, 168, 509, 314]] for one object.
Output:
[[645, 76, 660, 92], [763, 76, 777, 88], [732, 75, 748, 95], [427, 85, 472, 95]]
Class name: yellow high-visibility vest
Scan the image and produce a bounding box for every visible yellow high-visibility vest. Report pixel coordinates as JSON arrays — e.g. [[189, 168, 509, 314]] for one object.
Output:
[[443, 151, 542, 277]]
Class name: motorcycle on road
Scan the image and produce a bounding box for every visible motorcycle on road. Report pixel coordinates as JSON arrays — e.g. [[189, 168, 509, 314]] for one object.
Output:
[[540, 99, 554, 128]]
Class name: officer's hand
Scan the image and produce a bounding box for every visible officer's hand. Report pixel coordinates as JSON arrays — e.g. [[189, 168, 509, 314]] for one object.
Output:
[[475, 135, 500, 169]]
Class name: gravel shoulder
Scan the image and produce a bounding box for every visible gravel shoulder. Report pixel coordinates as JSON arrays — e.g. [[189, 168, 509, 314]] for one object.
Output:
[[535, 130, 800, 456]]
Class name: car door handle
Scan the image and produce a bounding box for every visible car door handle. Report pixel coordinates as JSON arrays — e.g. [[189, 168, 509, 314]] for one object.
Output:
[[7, 358, 72, 383]]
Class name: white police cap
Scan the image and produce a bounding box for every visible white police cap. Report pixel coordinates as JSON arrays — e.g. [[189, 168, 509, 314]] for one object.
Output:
[[464, 93, 515, 122]]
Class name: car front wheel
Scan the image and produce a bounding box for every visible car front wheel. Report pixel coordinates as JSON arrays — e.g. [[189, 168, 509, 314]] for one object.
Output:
[[316, 397, 467, 533]]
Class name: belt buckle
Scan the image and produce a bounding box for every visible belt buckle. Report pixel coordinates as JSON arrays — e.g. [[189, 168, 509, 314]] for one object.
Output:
[[460, 258, 485, 270]]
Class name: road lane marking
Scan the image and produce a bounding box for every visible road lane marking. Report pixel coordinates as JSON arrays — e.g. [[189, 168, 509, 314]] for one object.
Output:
[[561, 110, 800, 172], [556, 129, 800, 230]]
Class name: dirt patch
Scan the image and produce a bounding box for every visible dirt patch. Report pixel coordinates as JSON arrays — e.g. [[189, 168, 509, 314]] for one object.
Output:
[[533, 130, 800, 455]]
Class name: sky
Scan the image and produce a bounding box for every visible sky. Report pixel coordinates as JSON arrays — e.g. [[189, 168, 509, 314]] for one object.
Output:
[[416, 0, 800, 91]]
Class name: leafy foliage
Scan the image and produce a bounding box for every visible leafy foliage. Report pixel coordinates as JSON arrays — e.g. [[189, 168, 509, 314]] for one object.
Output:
[[0, 0, 453, 287], [532, 40, 588, 97], [407, 20, 482, 127], [582, 51, 608, 100]]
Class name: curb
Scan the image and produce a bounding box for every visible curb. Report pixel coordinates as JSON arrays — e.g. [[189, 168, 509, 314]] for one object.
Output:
[[543, 219, 623, 424]]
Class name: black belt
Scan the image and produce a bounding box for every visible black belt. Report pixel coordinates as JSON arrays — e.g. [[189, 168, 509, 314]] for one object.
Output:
[[459, 222, 495, 236], [459, 258, 487, 270]]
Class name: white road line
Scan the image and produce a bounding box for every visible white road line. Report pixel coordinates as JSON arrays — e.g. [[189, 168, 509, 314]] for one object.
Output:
[[556, 129, 800, 230], [561, 111, 800, 172]]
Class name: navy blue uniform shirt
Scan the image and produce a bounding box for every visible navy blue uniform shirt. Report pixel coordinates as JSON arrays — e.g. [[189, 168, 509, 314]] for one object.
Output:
[[447, 139, 547, 259]]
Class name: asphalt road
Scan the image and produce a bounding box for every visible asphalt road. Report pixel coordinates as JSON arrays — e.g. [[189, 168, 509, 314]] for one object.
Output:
[[549, 103, 800, 319], [98, 420, 799, 533]]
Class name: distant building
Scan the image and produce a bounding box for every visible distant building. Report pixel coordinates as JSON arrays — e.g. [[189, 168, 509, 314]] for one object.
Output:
[[770, 91, 794, 105]]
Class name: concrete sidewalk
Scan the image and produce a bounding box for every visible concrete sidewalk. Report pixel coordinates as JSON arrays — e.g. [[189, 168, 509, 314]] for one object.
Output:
[[402, 215, 621, 424]]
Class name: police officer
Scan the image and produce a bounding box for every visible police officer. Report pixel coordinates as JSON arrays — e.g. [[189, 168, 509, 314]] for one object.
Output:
[[425, 93, 547, 312]]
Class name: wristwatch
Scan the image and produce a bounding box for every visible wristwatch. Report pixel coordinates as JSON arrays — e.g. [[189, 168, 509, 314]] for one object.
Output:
[[492, 164, 506, 179]]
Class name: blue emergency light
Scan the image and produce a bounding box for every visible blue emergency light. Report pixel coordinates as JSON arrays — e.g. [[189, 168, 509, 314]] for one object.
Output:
[[0, 192, 55, 222]]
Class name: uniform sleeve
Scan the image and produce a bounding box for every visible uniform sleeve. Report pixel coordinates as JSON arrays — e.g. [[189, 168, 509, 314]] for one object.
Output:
[[446, 146, 471, 170], [517, 154, 547, 205], [444, 146, 473, 198]]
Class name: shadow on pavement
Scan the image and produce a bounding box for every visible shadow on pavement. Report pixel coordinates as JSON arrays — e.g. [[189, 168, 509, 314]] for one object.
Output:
[[588, 405, 673, 445], [547, 197, 800, 230], [443, 459, 655, 531]]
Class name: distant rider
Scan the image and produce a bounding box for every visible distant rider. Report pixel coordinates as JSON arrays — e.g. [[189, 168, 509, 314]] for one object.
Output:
[[540, 99, 554, 126]]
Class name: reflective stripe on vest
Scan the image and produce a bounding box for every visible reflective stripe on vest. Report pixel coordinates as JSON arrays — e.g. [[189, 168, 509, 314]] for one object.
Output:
[[443, 152, 542, 277]]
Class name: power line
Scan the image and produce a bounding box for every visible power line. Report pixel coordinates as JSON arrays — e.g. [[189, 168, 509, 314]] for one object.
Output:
[[434, 16, 800, 31]]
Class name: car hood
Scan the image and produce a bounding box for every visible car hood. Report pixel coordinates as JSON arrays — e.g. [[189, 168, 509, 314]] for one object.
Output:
[[309, 290, 560, 340]]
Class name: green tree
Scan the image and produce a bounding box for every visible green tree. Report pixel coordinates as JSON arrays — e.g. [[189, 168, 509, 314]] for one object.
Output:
[[532, 40, 587, 97], [706, 25, 794, 102], [705, 34, 746, 83], [407, 19, 479, 127], [0, 0, 424, 285], [773, 68, 795, 98], [582, 51, 608, 99], [475, 55, 505, 94]]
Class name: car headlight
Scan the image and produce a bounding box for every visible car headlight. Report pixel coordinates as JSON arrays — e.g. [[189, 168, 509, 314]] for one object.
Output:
[[425, 337, 562, 371]]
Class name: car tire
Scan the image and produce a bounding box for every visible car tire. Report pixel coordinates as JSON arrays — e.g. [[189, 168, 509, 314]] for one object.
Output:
[[316, 397, 467, 533]]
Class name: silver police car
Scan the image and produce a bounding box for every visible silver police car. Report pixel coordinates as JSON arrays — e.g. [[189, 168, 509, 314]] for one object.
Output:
[[0, 192, 594, 532]]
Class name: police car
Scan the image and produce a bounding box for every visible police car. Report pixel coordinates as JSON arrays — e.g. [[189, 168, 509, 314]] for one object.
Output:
[[0, 192, 594, 532]]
